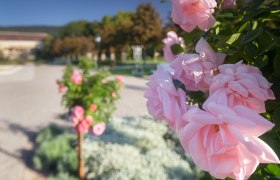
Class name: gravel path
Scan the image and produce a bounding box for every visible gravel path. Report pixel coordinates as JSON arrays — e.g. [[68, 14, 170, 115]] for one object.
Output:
[[0, 63, 148, 179]]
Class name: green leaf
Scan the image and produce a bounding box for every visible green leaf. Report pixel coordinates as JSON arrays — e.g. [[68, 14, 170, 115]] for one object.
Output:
[[266, 101, 280, 111], [264, 164, 280, 176], [237, 21, 251, 33], [255, 55, 269, 68], [272, 108, 280, 131], [170, 44, 184, 55], [260, 130, 280, 158], [244, 43, 259, 59], [219, 12, 234, 18], [188, 91, 207, 106], [258, 31, 276, 54], [249, 173, 265, 180], [172, 79, 186, 91], [242, 28, 263, 44], [273, 50, 280, 76], [226, 33, 242, 45], [183, 28, 203, 45]]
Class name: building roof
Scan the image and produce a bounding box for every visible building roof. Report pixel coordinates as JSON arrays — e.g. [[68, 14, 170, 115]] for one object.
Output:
[[0, 31, 48, 41]]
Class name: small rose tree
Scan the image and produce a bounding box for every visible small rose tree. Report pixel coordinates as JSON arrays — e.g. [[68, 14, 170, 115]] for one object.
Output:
[[57, 56, 123, 179], [146, 0, 280, 179]]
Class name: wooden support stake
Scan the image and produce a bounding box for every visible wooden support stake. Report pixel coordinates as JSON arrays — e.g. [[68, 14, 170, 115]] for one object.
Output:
[[77, 132, 84, 180]]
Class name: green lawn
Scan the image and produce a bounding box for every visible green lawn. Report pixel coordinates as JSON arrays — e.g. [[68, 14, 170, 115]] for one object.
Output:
[[110, 65, 156, 76]]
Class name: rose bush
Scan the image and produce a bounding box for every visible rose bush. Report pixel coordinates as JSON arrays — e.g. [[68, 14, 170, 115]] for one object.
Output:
[[56, 56, 123, 178], [146, 0, 280, 179], [57, 56, 123, 135]]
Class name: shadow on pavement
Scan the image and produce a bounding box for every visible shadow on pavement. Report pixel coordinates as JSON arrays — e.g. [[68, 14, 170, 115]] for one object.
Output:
[[2, 121, 48, 177], [125, 84, 147, 91]]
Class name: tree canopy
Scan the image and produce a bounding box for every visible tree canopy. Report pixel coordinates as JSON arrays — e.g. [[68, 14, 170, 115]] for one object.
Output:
[[43, 3, 166, 59]]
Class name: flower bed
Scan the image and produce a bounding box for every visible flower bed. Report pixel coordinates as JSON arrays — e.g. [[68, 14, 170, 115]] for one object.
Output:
[[33, 116, 197, 179]]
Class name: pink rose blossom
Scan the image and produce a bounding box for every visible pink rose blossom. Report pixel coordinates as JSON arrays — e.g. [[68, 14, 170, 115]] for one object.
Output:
[[89, 104, 97, 111], [74, 115, 93, 134], [72, 105, 85, 120], [116, 75, 124, 83], [58, 86, 66, 93], [221, 0, 236, 9], [71, 105, 85, 127], [171, 38, 226, 92], [71, 71, 83, 85], [163, 31, 185, 62], [85, 115, 94, 123], [171, 0, 217, 32], [179, 96, 279, 179], [76, 119, 90, 134], [111, 92, 116, 97], [144, 68, 188, 130], [92, 122, 106, 136], [209, 61, 275, 113]]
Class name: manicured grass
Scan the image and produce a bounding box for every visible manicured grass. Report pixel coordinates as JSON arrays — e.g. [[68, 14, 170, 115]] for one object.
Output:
[[110, 65, 156, 76]]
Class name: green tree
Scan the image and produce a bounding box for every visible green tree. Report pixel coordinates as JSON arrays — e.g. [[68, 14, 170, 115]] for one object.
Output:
[[131, 3, 163, 46], [60, 20, 89, 38]]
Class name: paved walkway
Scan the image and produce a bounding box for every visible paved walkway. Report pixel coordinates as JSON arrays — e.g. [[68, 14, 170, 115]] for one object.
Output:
[[0, 63, 148, 180]]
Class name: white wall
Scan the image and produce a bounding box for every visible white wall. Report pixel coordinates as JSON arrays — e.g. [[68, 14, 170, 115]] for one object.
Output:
[[0, 40, 43, 49], [0, 40, 43, 60]]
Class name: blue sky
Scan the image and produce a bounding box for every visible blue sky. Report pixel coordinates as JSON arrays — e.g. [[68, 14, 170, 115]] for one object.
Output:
[[0, 0, 172, 26]]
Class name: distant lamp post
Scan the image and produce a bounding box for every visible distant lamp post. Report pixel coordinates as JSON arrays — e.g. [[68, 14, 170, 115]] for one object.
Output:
[[131, 45, 144, 76], [95, 34, 101, 61]]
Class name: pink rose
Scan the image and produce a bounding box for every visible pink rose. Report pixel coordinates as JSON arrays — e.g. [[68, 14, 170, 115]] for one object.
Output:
[[71, 71, 83, 85], [75, 115, 93, 134], [221, 0, 236, 9], [144, 68, 188, 130], [179, 97, 279, 179], [89, 104, 97, 111], [116, 75, 124, 83], [71, 105, 85, 126], [91, 122, 106, 136], [209, 61, 275, 113], [76, 119, 90, 134], [111, 92, 116, 97], [85, 115, 94, 123], [58, 85, 66, 93], [171, 38, 226, 92], [163, 31, 185, 62], [171, 0, 217, 32]]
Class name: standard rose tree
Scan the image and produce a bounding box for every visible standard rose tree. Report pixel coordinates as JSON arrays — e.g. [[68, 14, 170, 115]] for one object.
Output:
[[145, 0, 280, 179], [56, 56, 123, 179]]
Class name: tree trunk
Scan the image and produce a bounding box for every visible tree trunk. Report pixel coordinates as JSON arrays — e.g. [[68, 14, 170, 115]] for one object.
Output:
[[77, 132, 84, 180]]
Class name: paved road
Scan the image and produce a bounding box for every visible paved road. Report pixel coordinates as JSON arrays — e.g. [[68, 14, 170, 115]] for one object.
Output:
[[0, 63, 148, 180]]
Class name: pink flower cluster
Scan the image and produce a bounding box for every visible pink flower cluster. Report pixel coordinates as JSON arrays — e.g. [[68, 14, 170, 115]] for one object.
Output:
[[71, 71, 83, 85], [116, 75, 124, 84], [179, 98, 279, 179], [71, 105, 106, 136], [146, 36, 279, 179]]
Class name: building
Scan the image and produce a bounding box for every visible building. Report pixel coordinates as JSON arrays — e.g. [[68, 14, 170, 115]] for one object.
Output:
[[0, 31, 48, 60]]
